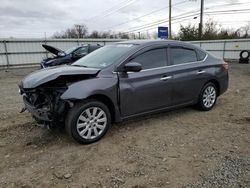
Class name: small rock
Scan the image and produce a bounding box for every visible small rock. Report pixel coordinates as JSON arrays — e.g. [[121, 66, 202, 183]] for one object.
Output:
[[236, 89, 240, 94], [64, 173, 72, 179], [26, 142, 32, 146], [168, 154, 180, 158], [162, 158, 167, 162], [106, 168, 110, 172], [5, 154, 10, 158], [53, 172, 63, 179], [111, 176, 125, 183], [0, 142, 5, 147], [21, 184, 27, 188]]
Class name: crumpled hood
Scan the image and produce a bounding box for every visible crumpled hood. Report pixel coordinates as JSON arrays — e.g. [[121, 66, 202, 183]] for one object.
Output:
[[19, 65, 100, 89]]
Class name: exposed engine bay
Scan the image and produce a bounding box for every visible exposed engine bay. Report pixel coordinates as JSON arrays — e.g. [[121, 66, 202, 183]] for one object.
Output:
[[22, 87, 68, 127], [19, 72, 97, 128]]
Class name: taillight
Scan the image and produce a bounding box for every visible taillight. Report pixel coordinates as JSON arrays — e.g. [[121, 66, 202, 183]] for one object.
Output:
[[222, 61, 229, 70]]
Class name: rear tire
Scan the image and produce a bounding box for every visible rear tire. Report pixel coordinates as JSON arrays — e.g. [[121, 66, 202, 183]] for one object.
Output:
[[197, 82, 217, 111], [65, 100, 111, 144]]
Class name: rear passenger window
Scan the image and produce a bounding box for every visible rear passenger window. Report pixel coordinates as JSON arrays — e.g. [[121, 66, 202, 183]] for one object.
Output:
[[197, 49, 207, 61], [170, 47, 197, 65], [132, 48, 167, 70]]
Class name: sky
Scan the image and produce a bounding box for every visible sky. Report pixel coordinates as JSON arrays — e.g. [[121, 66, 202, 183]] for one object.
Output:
[[0, 0, 249, 38]]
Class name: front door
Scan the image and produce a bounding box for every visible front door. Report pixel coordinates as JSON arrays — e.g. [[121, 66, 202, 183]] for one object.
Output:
[[118, 47, 173, 117]]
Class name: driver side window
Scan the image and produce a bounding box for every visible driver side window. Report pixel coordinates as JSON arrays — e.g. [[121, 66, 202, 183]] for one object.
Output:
[[132, 48, 167, 70], [74, 47, 87, 55]]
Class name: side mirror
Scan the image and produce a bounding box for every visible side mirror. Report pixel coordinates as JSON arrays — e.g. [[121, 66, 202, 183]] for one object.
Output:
[[123, 62, 142, 72]]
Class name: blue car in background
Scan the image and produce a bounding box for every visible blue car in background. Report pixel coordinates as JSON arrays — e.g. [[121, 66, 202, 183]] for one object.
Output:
[[41, 44, 102, 68]]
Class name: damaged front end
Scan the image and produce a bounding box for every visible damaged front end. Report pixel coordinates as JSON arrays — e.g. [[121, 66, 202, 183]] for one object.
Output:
[[20, 86, 68, 128], [18, 65, 100, 128]]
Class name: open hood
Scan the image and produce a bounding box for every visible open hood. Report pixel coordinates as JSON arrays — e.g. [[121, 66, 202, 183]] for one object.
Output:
[[19, 65, 100, 89], [42, 44, 64, 56]]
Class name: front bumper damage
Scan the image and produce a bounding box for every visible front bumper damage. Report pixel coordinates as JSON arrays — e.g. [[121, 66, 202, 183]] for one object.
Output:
[[20, 87, 68, 127], [23, 95, 51, 122]]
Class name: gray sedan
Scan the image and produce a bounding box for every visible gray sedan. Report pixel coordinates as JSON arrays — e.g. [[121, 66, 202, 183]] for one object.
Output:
[[18, 40, 229, 144]]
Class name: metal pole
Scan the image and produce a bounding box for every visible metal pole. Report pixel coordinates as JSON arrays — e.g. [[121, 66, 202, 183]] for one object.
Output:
[[169, 0, 172, 39], [3, 40, 10, 69], [199, 0, 204, 39], [44, 32, 48, 58], [222, 41, 226, 60]]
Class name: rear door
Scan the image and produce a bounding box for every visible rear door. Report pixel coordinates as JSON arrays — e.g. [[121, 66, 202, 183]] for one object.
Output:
[[168, 45, 207, 105], [118, 46, 173, 117]]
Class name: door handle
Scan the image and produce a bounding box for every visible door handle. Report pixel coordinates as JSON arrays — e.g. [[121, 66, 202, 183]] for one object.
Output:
[[197, 70, 206, 74], [160, 76, 172, 81]]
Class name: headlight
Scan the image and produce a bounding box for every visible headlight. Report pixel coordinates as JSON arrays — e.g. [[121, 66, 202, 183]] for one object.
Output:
[[18, 88, 23, 95]]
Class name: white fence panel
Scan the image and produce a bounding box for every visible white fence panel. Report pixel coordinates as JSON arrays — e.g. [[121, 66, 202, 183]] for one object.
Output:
[[200, 42, 224, 51], [0, 38, 249, 67], [225, 40, 250, 50], [8, 54, 45, 65], [0, 42, 5, 53], [0, 55, 7, 66], [7, 41, 44, 53]]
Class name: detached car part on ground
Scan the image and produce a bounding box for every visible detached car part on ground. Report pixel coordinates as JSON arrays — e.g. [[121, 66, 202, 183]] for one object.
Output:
[[19, 40, 229, 144], [41, 44, 102, 68]]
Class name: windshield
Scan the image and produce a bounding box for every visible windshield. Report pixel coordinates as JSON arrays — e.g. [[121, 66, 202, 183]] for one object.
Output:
[[72, 44, 136, 69], [65, 46, 80, 55]]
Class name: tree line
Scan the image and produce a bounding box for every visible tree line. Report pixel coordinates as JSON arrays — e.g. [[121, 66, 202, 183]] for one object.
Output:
[[175, 19, 250, 41], [52, 24, 130, 39], [52, 20, 250, 41]]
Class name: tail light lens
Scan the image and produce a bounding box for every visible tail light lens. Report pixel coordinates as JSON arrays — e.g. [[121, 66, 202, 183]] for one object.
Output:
[[222, 61, 229, 70]]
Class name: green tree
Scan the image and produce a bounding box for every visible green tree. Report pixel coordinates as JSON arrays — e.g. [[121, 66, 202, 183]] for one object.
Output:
[[178, 24, 199, 41], [177, 19, 250, 40]]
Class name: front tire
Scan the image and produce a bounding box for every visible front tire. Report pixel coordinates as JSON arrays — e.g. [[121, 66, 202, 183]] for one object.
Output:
[[65, 100, 111, 144], [197, 82, 217, 111]]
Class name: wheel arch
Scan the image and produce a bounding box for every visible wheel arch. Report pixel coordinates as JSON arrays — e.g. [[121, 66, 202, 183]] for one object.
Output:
[[86, 94, 117, 123], [205, 79, 221, 96]]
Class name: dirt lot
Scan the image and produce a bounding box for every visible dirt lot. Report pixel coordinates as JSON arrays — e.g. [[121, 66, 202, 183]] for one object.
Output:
[[0, 63, 249, 188]]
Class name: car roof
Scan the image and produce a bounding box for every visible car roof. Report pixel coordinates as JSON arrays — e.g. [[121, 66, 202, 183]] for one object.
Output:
[[117, 39, 198, 49]]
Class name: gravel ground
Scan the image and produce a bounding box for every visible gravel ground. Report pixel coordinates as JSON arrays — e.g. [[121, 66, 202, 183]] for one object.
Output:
[[0, 63, 249, 188]]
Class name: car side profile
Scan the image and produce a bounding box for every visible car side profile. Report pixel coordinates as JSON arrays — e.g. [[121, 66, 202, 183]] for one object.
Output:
[[18, 40, 229, 144], [40, 44, 101, 68]]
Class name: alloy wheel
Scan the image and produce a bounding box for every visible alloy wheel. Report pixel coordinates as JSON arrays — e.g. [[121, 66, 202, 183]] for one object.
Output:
[[202, 86, 216, 108], [76, 107, 107, 140]]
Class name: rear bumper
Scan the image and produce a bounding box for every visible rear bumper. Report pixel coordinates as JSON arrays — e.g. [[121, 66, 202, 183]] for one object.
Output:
[[219, 72, 229, 95], [23, 96, 51, 122]]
